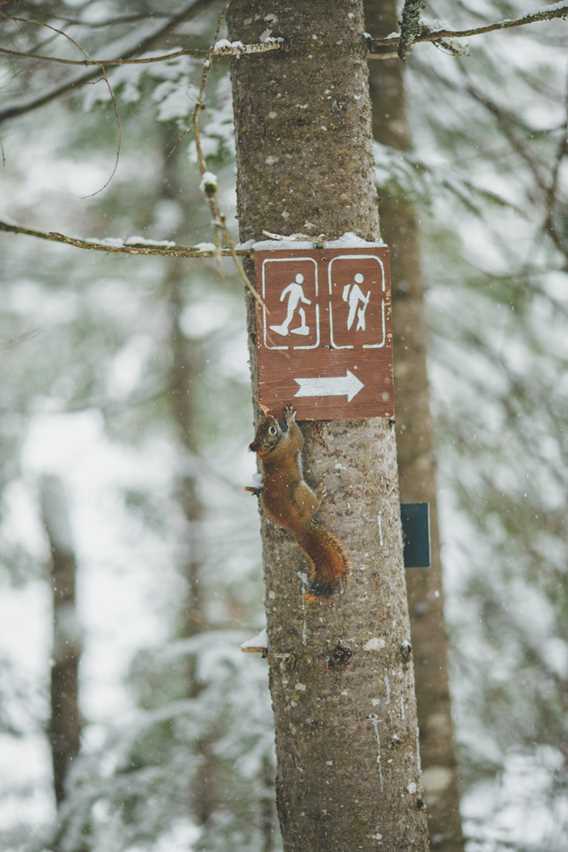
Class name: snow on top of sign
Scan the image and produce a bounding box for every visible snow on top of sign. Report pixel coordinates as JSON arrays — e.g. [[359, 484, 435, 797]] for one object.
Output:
[[326, 231, 387, 248], [247, 231, 386, 251], [250, 239, 316, 250]]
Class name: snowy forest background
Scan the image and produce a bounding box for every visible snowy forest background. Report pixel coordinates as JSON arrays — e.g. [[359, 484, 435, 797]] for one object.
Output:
[[0, 1, 567, 850]]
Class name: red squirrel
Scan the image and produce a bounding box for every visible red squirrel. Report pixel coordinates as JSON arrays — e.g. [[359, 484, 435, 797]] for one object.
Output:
[[248, 405, 348, 601]]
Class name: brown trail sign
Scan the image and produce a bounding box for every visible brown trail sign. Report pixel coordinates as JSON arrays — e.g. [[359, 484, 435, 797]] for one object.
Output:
[[254, 245, 394, 420]]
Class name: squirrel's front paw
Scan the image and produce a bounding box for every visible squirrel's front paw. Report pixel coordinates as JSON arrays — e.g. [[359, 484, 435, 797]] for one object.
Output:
[[284, 404, 297, 423]]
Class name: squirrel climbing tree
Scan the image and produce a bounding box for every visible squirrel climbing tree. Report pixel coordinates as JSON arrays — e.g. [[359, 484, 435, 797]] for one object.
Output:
[[249, 405, 348, 599]]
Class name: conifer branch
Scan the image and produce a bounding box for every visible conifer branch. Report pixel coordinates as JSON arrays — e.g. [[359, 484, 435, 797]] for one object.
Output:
[[0, 0, 213, 127]]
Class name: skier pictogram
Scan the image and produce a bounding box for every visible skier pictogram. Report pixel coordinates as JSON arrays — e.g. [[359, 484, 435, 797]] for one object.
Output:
[[269, 273, 312, 337]]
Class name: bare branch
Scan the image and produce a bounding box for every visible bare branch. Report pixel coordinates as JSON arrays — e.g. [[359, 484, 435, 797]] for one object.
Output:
[[48, 12, 172, 29], [461, 75, 549, 194], [0, 38, 284, 67], [0, 219, 251, 259], [0, 44, 202, 65], [368, 3, 568, 59], [0, 0, 213, 127], [538, 64, 568, 257]]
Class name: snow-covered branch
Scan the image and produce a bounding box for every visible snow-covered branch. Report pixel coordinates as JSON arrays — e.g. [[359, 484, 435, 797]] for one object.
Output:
[[0, 219, 250, 259], [368, 3, 568, 59], [0, 37, 284, 68]]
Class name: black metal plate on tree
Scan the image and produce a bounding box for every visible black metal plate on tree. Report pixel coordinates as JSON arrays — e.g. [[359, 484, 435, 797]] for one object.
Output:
[[401, 503, 431, 569]]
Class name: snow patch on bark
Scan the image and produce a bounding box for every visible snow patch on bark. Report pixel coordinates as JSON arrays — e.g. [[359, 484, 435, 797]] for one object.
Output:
[[364, 637, 386, 651]]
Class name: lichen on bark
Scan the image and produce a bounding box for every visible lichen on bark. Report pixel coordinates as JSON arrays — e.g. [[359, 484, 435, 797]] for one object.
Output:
[[398, 0, 427, 61]]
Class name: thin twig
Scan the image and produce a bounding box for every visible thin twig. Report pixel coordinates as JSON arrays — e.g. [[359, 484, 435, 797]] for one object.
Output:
[[25, 24, 69, 54], [0, 219, 252, 258], [47, 12, 172, 29], [459, 68, 549, 194], [0, 12, 122, 198], [191, 5, 266, 310], [538, 63, 568, 257], [192, 6, 227, 267], [0, 44, 203, 64], [368, 3, 568, 59]]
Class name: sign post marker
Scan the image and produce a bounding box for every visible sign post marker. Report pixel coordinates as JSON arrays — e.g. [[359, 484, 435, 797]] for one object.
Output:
[[254, 244, 394, 420]]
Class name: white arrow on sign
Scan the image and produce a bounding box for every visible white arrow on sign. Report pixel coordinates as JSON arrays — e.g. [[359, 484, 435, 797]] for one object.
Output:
[[294, 369, 364, 402]]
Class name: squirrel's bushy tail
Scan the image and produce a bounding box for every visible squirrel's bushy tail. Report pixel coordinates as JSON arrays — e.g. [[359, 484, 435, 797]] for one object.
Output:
[[297, 521, 348, 596]]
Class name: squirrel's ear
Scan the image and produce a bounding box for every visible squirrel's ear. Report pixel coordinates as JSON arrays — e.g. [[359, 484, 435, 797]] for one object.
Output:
[[259, 403, 270, 415]]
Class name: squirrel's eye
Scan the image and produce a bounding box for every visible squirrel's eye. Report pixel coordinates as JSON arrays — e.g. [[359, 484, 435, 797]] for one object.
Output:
[[268, 425, 277, 436]]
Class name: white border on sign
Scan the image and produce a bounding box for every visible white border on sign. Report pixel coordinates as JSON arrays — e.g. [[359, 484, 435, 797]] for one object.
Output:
[[328, 254, 386, 350], [261, 257, 320, 350]]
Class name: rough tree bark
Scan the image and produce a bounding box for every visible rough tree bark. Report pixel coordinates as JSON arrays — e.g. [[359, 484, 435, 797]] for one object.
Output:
[[228, 2, 429, 849], [39, 474, 82, 809], [366, 3, 465, 848]]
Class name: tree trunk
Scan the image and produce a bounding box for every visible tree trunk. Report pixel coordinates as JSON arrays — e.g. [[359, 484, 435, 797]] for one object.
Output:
[[366, 3, 465, 849], [39, 474, 82, 809], [166, 245, 207, 650], [167, 251, 218, 830], [260, 753, 276, 852], [162, 137, 215, 830], [228, 3, 429, 850]]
